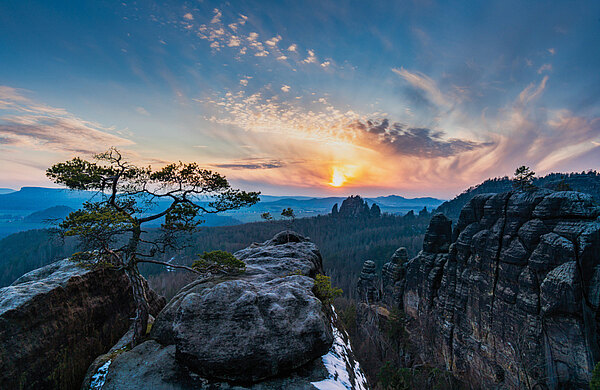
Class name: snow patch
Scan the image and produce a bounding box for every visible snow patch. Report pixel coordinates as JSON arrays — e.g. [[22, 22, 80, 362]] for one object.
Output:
[[89, 359, 111, 389], [311, 309, 369, 390]]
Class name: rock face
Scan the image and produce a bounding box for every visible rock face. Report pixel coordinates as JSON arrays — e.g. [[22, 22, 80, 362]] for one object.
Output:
[[0, 259, 165, 390], [356, 260, 379, 303], [381, 247, 408, 306], [398, 190, 600, 389], [86, 231, 369, 390]]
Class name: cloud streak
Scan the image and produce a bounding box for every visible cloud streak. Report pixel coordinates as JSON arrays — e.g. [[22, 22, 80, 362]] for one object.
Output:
[[0, 86, 133, 154]]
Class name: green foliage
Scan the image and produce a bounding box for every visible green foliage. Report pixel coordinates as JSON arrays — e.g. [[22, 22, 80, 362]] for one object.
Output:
[[261, 212, 273, 221], [378, 362, 412, 390], [591, 361, 600, 390], [192, 250, 245, 275], [281, 207, 295, 220], [313, 274, 342, 306], [384, 306, 407, 342], [46, 148, 260, 265], [378, 362, 454, 390], [513, 166, 536, 191]]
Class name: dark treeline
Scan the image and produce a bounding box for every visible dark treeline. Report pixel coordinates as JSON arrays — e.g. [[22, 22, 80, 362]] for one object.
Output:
[[0, 210, 432, 299], [142, 210, 431, 298]]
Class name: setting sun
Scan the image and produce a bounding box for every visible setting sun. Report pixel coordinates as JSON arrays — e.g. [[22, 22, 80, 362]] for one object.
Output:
[[329, 167, 346, 187]]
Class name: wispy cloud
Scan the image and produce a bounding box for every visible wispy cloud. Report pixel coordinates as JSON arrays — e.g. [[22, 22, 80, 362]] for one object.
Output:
[[0, 86, 133, 154], [212, 158, 285, 170]]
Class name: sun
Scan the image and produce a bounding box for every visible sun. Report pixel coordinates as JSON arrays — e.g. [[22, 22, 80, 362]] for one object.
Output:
[[329, 167, 347, 187]]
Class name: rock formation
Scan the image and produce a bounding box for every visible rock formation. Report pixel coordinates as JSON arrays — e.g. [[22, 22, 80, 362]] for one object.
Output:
[[0, 258, 165, 390], [356, 260, 380, 303], [381, 247, 408, 306], [332, 195, 380, 218], [360, 190, 600, 389], [83, 231, 369, 390]]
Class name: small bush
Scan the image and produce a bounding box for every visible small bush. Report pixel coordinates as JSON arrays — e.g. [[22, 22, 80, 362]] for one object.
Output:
[[313, 274, 342, 306]]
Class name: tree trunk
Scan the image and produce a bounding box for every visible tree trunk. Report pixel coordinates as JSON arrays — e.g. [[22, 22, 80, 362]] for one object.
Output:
[[125, 224, 149, 346], [125, 266, 149, 346]]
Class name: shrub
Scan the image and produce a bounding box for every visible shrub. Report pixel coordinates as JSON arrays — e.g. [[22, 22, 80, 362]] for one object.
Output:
[[313, 274, 342, 306], [192, 250, 245, 275]]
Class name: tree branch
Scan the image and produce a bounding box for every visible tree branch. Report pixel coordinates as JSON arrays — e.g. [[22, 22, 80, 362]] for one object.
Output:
[[136, 258, 200, 274]]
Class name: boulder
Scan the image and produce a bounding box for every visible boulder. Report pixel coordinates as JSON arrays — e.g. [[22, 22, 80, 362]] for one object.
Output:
[[85, 232, 368, 390], [0, 258, 165, 390]]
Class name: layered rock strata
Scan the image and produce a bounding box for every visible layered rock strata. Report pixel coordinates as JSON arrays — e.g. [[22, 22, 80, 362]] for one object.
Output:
[[0, 259, 165, 390], [362, 190, 600, 389]]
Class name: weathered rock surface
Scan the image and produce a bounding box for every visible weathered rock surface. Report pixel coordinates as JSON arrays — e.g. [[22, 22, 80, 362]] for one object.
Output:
[[0, 258, 165, 390], [356, 260, 379, 303], [86, 231, 369, 390], [381, 247, 408, 306], [399, 190, 600, 389]]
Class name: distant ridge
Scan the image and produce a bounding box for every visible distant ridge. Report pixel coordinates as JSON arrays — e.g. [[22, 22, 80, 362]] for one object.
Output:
[[435, 171, 600, 220], [0, 188, 15, 195]]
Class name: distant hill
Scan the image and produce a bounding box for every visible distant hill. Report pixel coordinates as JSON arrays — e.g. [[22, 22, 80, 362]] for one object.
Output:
[[0, 188, 15, 195], [436, 171, 600, 220], [23, 206, 74, 223]]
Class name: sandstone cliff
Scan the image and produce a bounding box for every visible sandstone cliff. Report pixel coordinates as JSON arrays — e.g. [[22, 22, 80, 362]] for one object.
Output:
[[359, 190, 600, 389], [0, 259, 165, 389], [84, 231, 369, 390]]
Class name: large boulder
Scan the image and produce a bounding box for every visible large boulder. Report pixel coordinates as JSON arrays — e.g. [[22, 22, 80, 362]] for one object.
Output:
[[397, 190, 600, 389], [85, 232, 369, 390], [0, 258, 165, 390]]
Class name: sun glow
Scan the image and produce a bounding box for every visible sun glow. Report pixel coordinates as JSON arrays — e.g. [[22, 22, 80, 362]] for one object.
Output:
[[329, 167, 351, 187]]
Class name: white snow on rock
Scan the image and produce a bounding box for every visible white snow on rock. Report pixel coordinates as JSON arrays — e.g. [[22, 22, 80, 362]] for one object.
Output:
[[312, 309, 369, 390], [89, 359, 111, 390]]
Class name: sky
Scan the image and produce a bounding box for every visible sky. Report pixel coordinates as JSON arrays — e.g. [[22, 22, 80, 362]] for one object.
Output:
[[1, 0, 599, 198]]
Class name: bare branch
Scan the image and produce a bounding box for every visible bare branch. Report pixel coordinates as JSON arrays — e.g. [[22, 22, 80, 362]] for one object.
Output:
[[136, 259, 200, 274]]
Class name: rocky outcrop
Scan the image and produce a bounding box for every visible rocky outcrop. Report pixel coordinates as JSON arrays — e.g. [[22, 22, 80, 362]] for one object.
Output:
[[85, 231, 369, 390], [0, 258, 165, 390], [398, 190, 600, 389], [332, 195, 380, 218], [381, 247, 408, 306], [356, 260, 379, 303]]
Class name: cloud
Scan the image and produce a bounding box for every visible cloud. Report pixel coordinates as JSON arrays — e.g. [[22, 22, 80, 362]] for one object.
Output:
[[265, 35, 281, 47], [537, 63, 552, 74], [277, 55, 287, 61], [548, 48, 556, 55], [281, 85, 291, 92], [135, 106, 150, 116], [0, 86, 133, 154], [210, 9, 222, 24], [349, 119, 490, 158], [518, 75, 548, 105], [392, 67, 449, 107], [212, 158, 285, 170], [287, 44, 297, 52], [183, 13, 194, 21], [303, 50, 317, 64], [320, 61, 331, 68], [227, 36, 241, 47]]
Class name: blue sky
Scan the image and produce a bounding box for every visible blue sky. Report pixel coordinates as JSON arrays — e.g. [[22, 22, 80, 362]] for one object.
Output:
[[1, 0, 599, 197]]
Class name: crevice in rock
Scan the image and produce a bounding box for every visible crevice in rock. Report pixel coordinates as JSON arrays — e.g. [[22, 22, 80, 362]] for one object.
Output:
[[489, 193, 511, 349]]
